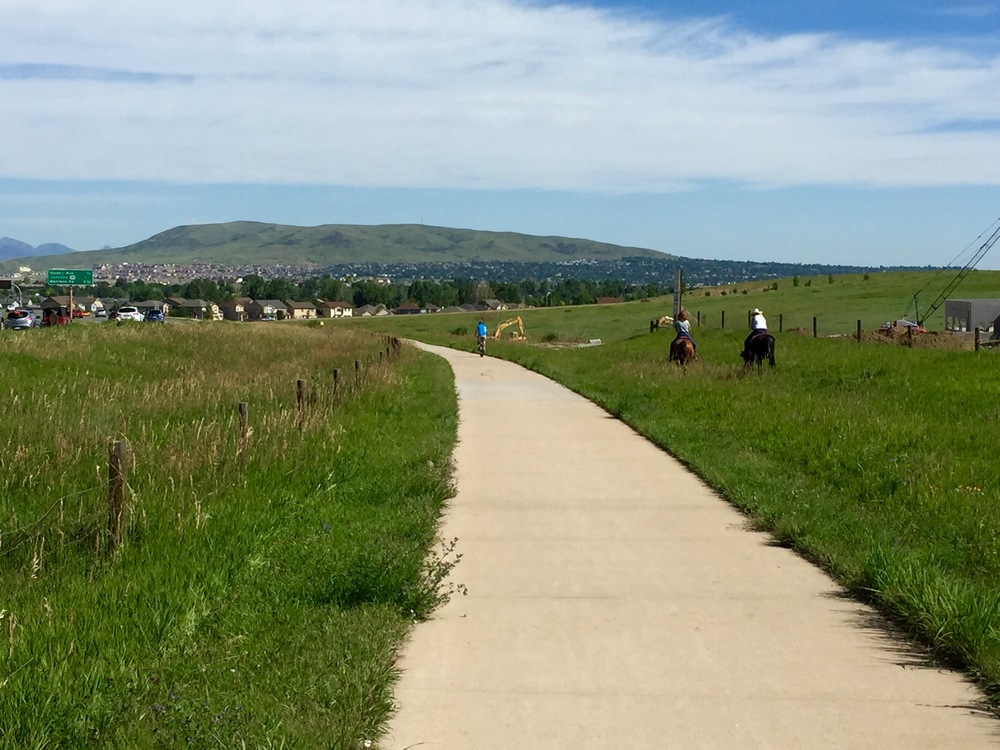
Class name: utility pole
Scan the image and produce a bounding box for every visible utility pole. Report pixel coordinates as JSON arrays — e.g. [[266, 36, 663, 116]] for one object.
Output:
[[673, 268, 683, 318]]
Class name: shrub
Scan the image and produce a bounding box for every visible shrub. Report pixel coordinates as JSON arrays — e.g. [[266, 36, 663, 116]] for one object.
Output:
[[450, 326, 469, 336]]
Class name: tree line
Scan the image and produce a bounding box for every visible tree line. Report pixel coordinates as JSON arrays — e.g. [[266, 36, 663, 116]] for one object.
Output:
[[58, 275, 668, 308]]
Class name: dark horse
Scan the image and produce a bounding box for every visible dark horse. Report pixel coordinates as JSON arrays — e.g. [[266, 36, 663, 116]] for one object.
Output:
[[669, 336, 696, 366], [741, 333, 775, 370]]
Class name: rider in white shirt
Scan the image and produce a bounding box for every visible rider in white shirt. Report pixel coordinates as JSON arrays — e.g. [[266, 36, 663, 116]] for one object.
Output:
[[744, 308, 768, 352], [672, 309, 696, 350]]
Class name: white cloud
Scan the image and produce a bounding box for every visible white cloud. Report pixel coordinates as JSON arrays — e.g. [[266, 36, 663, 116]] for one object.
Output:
[[2, 0, 1000, 190]]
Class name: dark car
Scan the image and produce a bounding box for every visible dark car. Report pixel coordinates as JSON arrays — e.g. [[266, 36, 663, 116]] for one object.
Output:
[[144, 309, 165, 323], [4, 309, 37, 330]]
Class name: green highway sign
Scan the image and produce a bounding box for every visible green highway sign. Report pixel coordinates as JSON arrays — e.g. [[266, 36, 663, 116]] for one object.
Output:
[[47, 269, 94, 286]]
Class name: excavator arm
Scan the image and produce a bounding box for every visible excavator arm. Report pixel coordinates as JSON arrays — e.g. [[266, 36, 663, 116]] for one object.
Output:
[[492, 316, 526, 340]]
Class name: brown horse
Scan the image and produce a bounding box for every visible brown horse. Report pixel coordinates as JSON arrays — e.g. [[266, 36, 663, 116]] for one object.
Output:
[[741, 333, 775, 370], [669, 337, 696, 366]]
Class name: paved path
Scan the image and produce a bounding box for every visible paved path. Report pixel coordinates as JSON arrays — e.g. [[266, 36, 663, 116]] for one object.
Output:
[[386, 344, 997, 749]]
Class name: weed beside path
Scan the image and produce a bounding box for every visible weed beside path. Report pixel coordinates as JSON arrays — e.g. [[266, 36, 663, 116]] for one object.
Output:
[[0, 324, 457, 749]]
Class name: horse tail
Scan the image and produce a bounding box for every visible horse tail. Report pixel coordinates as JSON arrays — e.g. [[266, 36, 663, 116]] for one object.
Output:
[[767, 336, 776, 368]]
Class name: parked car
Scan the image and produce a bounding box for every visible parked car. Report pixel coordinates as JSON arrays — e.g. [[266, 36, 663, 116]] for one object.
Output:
[[144, 309, 165, 323], [95, 309, 107, 318], [116, 306, 142, 322], [5, 309, 37, 330]]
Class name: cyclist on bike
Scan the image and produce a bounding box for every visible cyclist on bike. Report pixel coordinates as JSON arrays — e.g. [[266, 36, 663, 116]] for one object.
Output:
[[476, 320, 488, 355]]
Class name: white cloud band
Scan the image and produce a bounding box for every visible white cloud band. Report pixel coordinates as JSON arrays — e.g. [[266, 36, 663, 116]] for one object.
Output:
[[2, 0, 1000, 189]]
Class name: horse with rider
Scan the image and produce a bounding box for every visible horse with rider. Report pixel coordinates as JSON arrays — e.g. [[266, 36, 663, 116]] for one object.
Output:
[[669, 309, 697, 365], [742, 308, 775, 370]]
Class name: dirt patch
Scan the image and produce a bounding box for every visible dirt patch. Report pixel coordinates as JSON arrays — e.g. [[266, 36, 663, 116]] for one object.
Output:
[[782, 326, 978, 350], [862, 328, 974, 350]]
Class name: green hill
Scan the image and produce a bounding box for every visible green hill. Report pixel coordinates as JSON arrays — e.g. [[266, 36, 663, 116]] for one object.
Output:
[[0, 222, 671, 272]]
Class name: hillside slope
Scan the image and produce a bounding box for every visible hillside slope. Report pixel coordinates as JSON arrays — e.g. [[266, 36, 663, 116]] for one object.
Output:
[[0, 222, 671, 271]]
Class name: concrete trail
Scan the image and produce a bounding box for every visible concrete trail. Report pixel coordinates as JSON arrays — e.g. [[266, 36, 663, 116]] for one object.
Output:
[[386, 343, 997, 749]]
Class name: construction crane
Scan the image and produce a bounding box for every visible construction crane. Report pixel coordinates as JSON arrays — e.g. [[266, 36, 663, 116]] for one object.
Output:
[[910, 217, 1000, 326]]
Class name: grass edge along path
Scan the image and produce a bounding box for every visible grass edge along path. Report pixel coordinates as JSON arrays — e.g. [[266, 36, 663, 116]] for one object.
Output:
[[0, 325, 459, 749]]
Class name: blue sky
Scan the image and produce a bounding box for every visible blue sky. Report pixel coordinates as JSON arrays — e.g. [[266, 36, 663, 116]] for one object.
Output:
[[2, 0, 1000, 269]]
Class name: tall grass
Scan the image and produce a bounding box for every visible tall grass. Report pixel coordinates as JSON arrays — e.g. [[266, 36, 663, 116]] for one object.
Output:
[[0, 323, 458, 748]]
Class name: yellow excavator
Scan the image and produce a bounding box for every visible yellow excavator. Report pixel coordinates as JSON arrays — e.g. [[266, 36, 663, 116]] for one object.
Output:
[[649, 315, 674, 333], [492, 316, 526, 341]]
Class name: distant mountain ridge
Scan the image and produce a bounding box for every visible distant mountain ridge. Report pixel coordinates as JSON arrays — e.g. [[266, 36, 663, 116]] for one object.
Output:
[[0, 222, 917, 286], [0, 237, 75, 261], [0, 221, 670, 271]]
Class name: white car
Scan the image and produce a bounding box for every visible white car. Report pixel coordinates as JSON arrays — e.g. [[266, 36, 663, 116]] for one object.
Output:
[[116, 305, 142, 322]]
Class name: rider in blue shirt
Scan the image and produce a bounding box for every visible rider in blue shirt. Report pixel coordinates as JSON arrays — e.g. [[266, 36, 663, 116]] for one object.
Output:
[[476, 320, 488, 353]]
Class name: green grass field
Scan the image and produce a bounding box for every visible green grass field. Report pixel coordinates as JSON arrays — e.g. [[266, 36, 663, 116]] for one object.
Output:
[[347, 269, 1000, 698], [4, 267, 999, 745], [0, 323, 458, 748], [351, 268, 1000, 346]]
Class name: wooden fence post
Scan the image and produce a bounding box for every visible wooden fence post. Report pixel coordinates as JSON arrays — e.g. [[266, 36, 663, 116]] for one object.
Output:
[[696, 310, 701, 327], [355, 359, 361, 387], [649, 320, 656, 333], [907, 325, 913, 348], [813, 317, 818, 338], [975, 327, 980, 352], [857, 320, 862, 343], [107, 440, 128, 551], [779, 313, 783, 333], [721, 310, 725, 329], [297, 379, 306, 426], [333, 368, 341, 396], [237, 402, 249, 456]]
